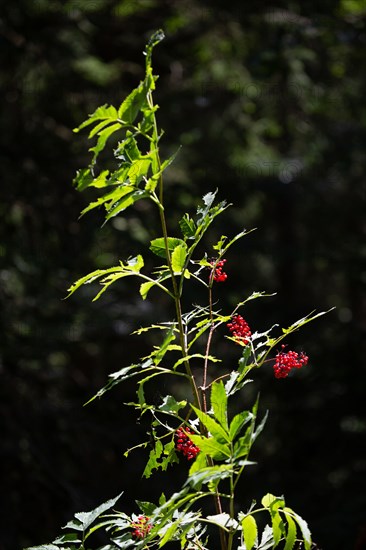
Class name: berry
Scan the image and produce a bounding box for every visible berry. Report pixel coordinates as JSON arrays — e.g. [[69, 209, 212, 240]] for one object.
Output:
[[273, 345, 309, 379], [175, 427, 200, 460], [227, 314, 251, 345], [210, 259, 227, 282], [131, 515, 152, 539]]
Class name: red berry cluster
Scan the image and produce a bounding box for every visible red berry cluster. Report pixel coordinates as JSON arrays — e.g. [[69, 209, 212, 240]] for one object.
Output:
[[227, 314, 252, 345], [273, 345, 309, 379], [210, 259, 227, 282], [131, 515, 152, 539], [175, 427, 200, 460]]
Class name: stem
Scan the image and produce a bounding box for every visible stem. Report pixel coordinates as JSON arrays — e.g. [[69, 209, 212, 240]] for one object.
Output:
[[147, 88, 201, 411], [202, 282, 228, 550]]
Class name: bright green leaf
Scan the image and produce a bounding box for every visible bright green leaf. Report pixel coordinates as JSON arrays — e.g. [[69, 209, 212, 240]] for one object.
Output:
[[211, 381, 228, 430], [171, 243, 188, 273], [242, 514, 258, 550], [150, 237, 185, 259], [191, 405, 229, 443]]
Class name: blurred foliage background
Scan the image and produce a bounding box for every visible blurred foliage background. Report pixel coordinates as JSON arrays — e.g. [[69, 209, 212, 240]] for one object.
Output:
[[1, 0, 366, 548]]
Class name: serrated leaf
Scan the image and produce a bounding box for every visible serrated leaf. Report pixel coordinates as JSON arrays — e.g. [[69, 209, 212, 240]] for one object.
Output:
[[179, 213, 196, 238], [139, 280, 155, 300], [211, 381, 228, 430], [24, 546, 60, 550], [74, 104, 118, 132], [191, 406, 229, 443], [242, 514, 258, 550], [171, 243, 188, 274], [283, 511, 297, 550], [150, 237, 185, 259], [52, 533, 82, 544], [104, 189, 148, 222], [143, 440, 163, 478], [90, 122, 121, 162], [189, 434, 230, 460], [136, 500, 156, 516], [186, 465, 233, 489], [271, 511, 285, 547], [65, 492, 123, 532], [159, 395, 187, 414], [229, 411, 252, 441], [206, 513, 238, 530], [118, 74, 152, 124], [128, 158, 151, 185], [285, 508, 312, 550]]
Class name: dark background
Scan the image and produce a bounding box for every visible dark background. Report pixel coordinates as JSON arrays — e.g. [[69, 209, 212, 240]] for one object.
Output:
[[1, 1, 366, 549]]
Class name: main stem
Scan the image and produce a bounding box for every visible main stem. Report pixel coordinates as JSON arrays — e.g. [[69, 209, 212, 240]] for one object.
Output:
[[148, 89, 201, 411]]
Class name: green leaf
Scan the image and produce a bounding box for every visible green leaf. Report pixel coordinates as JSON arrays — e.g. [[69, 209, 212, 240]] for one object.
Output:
[[127, 158, 151, 185], [89, 122, 122, 162], [143, 439, 163, 478], [242, 514, 258, 550], [159, 395, 187, 414], [206, 513, 238, 530], [104, 189, 149, 222], [179, 213, 196, 238], [285, 508, 312, 550], [139, 280, 155, 300], [52, 533, 82, 544], [211, 381, 228, 430], [191, 405, 230, 443], [229, 411, 252, 441], [150, 237, 185, 258], [25, 546, 60, 550], [171, 243, 188, 274], [63, 492, 123, 532], [189, 434, 230, 460], [261, 494, 285, 511], [74, 104, 118, 132], [186, 465, 233, 489], [283, 511, 297, 550], [136, 500, 156, 516], [117, 73, 153, 124], [271, 511, 285, 547]]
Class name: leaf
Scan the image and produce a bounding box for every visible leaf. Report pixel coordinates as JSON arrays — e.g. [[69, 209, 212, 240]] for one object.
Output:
[[229, 411, 252, 441], [149, 237, 185, 258], [186, 465, 233, 489], [139, 280, 155, 300], [74, 104, 118, 132], [117, 73, 153, 124], [104, 189, 149, 222], [171, 243, 188, 273], [211, 381, 228, 430], [89, 122, 122, 162], [189, 435, 230, 460], [52, 533, 82, 544], [24, 546, 60, 550], [191, 405, 230, 443], [285, 508, 312, 550], [127, 158, 151, 185], [242, 514, 258, 550], [271, 511, 285, 547], [63, 492, 123, 532], [283, 511, 297, 550], [159, 395, 187, 414], [206, 513, 238, 530], [179, 213, 196, 238], [136, 500, 156, 516], [143, 439, 163, 478]]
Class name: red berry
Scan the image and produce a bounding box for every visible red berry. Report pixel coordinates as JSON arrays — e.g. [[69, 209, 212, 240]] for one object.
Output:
[[210, 259, 227, 282], [273, 345, 309, 379], [174, 427, 200, 460], [227, 314, 251, 345], [131, 515, 152, 539]]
